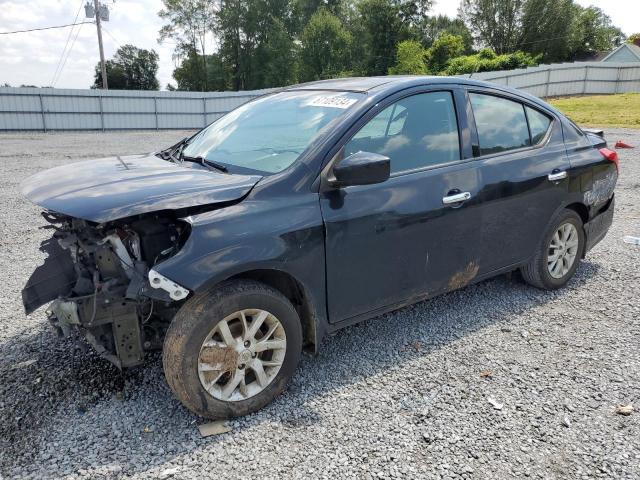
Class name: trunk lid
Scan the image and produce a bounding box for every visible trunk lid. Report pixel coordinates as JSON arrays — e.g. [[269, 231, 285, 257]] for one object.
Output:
[[582, 128, 607, 149]]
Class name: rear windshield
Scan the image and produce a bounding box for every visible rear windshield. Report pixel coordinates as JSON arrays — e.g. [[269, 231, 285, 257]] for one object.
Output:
[[183, 90, 363, 174]]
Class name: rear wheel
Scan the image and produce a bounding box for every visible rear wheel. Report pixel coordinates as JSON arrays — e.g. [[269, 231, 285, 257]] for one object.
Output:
[[163, 280, 302, 418], [520, 209, 585, 290]]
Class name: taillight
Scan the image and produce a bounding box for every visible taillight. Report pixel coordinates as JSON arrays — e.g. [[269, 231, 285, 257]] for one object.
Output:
[[599, 148, 619, 172]]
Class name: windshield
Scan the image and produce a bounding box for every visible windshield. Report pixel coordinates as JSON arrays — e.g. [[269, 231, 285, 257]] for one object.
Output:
[[182, 90, 363, 174]]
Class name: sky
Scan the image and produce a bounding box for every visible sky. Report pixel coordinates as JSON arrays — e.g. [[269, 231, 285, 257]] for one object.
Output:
[[0, 0, 637, 90]]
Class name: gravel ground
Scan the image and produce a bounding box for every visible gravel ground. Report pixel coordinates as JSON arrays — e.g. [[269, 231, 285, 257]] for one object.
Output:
[[0, 129, 639, 480]]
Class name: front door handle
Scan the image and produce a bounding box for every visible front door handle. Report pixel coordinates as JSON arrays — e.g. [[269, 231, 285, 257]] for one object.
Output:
[[442, 191, 471, 205], [548, 171, 567, 182]]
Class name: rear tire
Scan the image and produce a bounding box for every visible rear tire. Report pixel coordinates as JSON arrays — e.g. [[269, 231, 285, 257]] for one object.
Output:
[[520, 209, 585, 290], [163, 280, 302, 419]]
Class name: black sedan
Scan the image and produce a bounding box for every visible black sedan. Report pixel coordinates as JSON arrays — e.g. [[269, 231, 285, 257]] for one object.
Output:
[[21, 76, 617, 418]]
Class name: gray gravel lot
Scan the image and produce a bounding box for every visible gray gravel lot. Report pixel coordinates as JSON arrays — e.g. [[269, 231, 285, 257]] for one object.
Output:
[[1, 129, 639, 479]]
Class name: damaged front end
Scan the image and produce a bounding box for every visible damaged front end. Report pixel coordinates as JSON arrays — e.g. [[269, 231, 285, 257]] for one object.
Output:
[[22, 211, 191, 368]]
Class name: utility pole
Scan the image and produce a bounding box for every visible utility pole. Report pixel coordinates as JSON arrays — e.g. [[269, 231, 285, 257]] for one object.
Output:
[[94, 0, 108, 89], [85, 1, 109, 89]]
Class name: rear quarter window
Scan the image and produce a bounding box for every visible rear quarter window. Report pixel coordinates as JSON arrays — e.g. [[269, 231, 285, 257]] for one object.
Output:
[[563, 117, 586, 142], [470, 93, 531, 155], [525, 106, 552, 145]]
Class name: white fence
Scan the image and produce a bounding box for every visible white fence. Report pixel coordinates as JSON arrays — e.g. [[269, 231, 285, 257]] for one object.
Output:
[[0, 61, 638, 131], [0, 88, 274, 131], [461, 61, 640, 98]]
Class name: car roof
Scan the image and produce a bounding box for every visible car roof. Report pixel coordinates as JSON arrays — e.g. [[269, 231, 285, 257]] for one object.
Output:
[[284, 75, 554, 112], [286, 75, 503, 93], [289, 77, 402, 92]]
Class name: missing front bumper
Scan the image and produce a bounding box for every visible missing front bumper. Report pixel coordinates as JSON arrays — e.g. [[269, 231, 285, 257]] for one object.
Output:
[[47, 294, 144, 368], [22, 238, 78, 315], [23, 213, 190, 369]]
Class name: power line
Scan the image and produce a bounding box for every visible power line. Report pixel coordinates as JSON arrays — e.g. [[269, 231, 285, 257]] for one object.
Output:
[[53, 23, 86, 87], [101, 26, 122, 48], [0, 21, 93, 35], [517, 33, 574, 46], [51, 0, 85, 86], [55, 23, 85, 86]]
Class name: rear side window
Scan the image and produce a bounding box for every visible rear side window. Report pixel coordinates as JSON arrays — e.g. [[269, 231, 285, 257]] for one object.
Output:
[[345, 91, 460, 174], [526, 106, 552, 144], [470, 93, 531, 155]]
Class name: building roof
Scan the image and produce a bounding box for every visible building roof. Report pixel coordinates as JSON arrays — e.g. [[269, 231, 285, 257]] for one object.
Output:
[[602, 42, 640, 62]]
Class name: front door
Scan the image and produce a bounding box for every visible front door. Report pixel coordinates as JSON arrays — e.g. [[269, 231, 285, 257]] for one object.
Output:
[[320, 90, 484, 323]]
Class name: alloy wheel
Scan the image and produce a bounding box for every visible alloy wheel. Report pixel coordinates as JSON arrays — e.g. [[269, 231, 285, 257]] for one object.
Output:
[[197, 309, 287, 402], [547, 222, 579, 279]]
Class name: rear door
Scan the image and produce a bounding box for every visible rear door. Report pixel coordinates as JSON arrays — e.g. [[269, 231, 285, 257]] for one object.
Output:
[[320, 88, 484, 323], [466, 90, 571, 273]]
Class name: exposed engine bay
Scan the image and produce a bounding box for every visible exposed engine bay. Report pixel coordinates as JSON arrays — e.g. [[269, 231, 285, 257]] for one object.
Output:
[[22, 211, 191, 368]]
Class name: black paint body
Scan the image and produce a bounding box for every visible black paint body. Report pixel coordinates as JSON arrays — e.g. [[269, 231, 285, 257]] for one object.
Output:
[[22, 77, 617, 350]]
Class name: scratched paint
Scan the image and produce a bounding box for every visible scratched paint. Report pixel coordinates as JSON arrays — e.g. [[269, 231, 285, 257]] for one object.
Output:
[[584, 171, 618, 206]]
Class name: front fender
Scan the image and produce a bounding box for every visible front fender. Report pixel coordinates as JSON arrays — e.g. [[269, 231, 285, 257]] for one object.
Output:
[[153, 196, 328, 344]]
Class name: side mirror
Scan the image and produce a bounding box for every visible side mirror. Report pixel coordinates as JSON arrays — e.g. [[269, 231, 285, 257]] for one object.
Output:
[[331, 151, 390, 187]]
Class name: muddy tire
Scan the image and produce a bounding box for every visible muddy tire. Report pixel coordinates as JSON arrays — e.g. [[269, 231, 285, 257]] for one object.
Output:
[[520, 209, 585, 290], [163, 280, 302, 419]]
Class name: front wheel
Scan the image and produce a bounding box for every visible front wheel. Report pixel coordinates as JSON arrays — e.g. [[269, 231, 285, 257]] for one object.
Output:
[[163, 280, 302, 419], [520, 209, 585, 290]]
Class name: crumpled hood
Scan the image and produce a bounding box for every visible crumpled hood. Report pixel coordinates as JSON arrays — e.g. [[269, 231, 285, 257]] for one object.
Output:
[[21, 154, 262, 223]]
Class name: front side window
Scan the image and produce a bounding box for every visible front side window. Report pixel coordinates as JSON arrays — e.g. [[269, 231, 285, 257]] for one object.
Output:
[[182, 90, 363, 174], [355, 103, 407, 140], [526, 106, 552, 144], [470, 93, 531, 155], [344, 91, 460, 174]]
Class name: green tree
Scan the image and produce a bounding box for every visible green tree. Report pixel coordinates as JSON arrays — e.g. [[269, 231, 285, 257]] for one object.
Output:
[[216, 0, 296, 90], [291, 0, 344, 34], [420, 15, 473, 53], [458, 0, 524, 54], [568, 5, 624, 59], [158, 0, 216, 89], [171, 48, 227, 91], [518, 0, 575, 62], [445, 48, 538, 75], [93, 45, 159, 90], [397, 0, 433, 28], [458, 0, 624, 62], [425, 33, 464, 73], [298, 9, 352, 81], [356, 0, 406, 75], [388, 40, 427, 74], [628, 33, 640, 45], [216, 0, 247, 90], [260, 18, 297, 87]]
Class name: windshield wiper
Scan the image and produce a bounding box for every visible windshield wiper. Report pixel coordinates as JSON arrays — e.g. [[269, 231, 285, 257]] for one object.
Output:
[[157, 137, 189, 163], [181, 155, 228, 173]]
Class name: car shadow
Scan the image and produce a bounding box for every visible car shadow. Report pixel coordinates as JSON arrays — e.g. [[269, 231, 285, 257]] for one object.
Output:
[[0, 261, 601, 477]]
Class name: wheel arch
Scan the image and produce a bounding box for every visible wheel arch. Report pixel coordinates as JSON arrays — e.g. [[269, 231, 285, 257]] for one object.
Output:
[[223, 268, 321, 353], [563, 202, 589, 258], [564, 202, 589, 225]]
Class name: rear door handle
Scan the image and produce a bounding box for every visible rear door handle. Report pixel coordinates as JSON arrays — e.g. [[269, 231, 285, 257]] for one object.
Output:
[[442, 191, 471, 205], [548, 171, 567, 182]]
